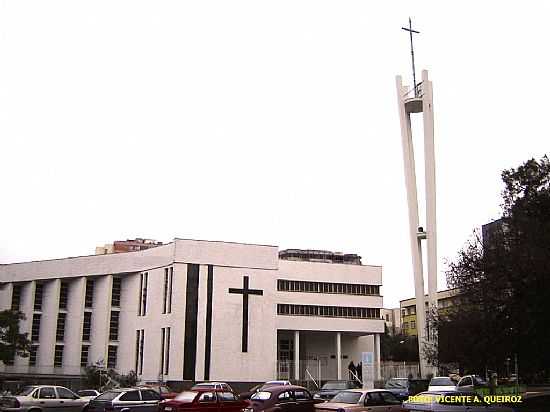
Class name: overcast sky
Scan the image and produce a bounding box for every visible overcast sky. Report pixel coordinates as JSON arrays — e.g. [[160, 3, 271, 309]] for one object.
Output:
[[1, 1, 548, 307]]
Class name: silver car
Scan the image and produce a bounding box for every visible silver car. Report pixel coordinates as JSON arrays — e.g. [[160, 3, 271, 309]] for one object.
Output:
[[84, 388, 161, 412], [0, 385, 88, 412]]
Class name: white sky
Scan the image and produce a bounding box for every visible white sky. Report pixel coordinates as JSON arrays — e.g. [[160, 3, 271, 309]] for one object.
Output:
[[1, 1, 548, 307]]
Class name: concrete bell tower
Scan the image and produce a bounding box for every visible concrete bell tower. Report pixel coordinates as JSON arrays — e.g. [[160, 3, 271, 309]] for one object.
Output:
[[396, 68, 438, 377]]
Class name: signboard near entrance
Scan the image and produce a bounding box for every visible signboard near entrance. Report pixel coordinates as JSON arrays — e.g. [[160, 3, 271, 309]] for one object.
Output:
[[362, 351, 374, 389]]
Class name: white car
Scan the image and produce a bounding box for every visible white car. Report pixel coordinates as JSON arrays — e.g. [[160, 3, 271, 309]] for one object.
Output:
[[428, 376, 457, 392], [0, 385, 89, 412]]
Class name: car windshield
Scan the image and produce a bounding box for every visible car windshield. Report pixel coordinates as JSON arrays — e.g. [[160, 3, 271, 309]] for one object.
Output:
[[95, 391, 119, 401], [17, 387, 36, 396], [251, 391, 272, 401], [385, 379, 408, 389], [430, 378, 455, 386], [175, 391, 198, 402], [322, 382, 348, 390], [330, 391, 362, 404]]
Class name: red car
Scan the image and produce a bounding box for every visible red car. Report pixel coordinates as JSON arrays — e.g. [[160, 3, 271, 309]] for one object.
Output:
[[159, 388, 249, 412]]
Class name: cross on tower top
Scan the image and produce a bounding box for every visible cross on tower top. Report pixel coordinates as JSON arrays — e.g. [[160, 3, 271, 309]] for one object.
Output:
[[402, 17, 420, 97]]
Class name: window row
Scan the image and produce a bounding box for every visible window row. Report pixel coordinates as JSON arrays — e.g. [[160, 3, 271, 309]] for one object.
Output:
[[277, 279, 380, 296], [277, 304, 381, 319]]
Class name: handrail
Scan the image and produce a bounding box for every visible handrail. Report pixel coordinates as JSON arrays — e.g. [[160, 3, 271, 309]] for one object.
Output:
[[403, 81, 424, 99], [305, 368, 319, 389]]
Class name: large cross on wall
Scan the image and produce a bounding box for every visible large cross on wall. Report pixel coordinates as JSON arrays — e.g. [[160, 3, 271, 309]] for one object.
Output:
[[228, 275, 263, 352]]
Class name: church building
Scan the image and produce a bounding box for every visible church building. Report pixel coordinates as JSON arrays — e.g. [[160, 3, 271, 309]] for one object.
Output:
[[0, 238, 384, 387]]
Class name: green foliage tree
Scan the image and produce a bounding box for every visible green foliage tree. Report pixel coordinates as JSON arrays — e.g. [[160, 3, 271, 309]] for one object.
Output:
[[381, 325, 419, 362], [433, 156, 550, 382], [0, 310, 31, 362]]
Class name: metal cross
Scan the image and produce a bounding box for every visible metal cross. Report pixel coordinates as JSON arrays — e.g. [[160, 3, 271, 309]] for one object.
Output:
[[402, 17, 420, 96], [228, 276, 263, 352]]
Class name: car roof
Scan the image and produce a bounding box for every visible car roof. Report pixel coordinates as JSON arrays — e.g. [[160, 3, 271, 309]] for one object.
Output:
[[340, 389, 390, 394], [194, 382, 228, 385], [258, 385, 309, 394]]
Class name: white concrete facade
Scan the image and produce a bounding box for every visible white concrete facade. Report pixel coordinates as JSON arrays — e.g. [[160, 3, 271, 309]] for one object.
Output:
[[0, 239, 384, 384], [396, 69, 438, 377]]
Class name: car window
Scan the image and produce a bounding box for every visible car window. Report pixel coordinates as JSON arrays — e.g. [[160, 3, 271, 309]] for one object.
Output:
[[365, 392, 382, 406], [57, 387, 77, 399], [331, 391, 362, 404], [78, 390, 97, 397], [39, 387, 57, 399], [141, 390, 161, 401], [95, 391, 119, 401], [430, 378, 454, 386], [379, 391, 400, 405], [218, 392, 237, 401], [294, 390, 311, 401], [251, 391, 271, 400], [198, 392, 217, 402], [120, 391, 141, 401], [277, 391, 293, 403]]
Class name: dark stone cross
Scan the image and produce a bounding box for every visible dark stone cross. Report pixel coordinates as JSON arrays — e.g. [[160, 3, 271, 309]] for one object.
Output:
[[228, 276, 263, 352]]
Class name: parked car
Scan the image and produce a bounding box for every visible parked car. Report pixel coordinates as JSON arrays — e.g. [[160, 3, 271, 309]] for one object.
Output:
[[428, 377, 458, 392], [455, 375, 487, 393], [0, 385, 89, 412], [77, 389, 101, 399], [139, 384, 178, 400], [385, 378, 428, 401], [240, 381, 292, 400], [159, 388, 249, 412], [312, 380, 361, 401], [314, 389, 404, 412], [84, 387, 162, 412], [191, 382, 235, 392], [246, 385, 323, 412], [402, 391, 514, 411]]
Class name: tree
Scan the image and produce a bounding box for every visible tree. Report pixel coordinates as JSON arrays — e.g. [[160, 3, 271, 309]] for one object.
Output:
[[0, 310, 31, 362], [436, 156, 550, 382], [381, 325, 419, 362]]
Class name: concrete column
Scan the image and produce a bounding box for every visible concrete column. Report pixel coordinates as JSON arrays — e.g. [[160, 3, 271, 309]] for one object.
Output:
[[0, 283, 13, 310], [294, 330, 300, 381], [336, 332, 342, 380], [38, 279, 61, 373], [90, 275, 113, 365], [422, 70, 438, 317], [374, 333, 381, 381], [64, 277, 86, 375]]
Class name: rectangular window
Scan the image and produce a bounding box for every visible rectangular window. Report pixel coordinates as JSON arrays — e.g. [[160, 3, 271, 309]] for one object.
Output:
[[80, 345, 89, 367], [11, 284, 22, 311], [82, 311, 92, 341], [163, 269, 169, 314], [276, 304, 381, 319], [111, 277, 121, 307], [168, 267, 173, 313], [135, 329, 145, 374], [159, 327, 171, 375], [34, 283, 44, 311], [138, 273, 148, 316], [56, 312, 66, 341], [109, 311, 119, 341], [29, 345, 38, 366], [276, 279, 380, 296], [107, 345, 117, 368], [31, 314, 41, 342], [85, 279, 94, 309], [54, 345, 63, 367], [59, 281, 69, 310]]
